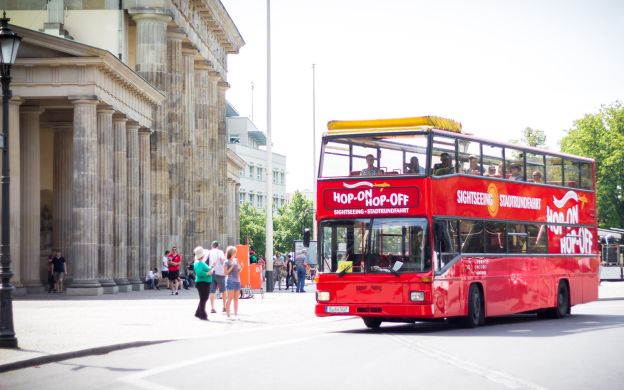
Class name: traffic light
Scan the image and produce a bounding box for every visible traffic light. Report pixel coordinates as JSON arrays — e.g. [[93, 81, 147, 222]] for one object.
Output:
[[303, 228, 310, 247]]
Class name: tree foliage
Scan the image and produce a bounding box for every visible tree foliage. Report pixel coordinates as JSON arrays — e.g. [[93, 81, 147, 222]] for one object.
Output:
[[239, 201, 266, 255], [560, 102, 624, 228], [511, 127, 548, 148], [274, 192, 314, 253], [239, 192, 315, 256]]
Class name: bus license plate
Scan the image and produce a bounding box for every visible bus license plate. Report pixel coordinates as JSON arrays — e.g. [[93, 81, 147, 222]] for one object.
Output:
[[325, 306, 349, 313]]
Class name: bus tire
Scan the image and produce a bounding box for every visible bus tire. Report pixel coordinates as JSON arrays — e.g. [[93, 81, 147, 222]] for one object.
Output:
[[543, 280, 570, 319], [363, 317, 382, 330], [463, 284, 484, 328]]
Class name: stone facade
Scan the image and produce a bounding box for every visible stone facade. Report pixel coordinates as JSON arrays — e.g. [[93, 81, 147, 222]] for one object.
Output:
[[4, 0, 244, 295]]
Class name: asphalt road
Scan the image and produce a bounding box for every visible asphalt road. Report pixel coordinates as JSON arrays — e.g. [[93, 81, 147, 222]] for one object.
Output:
[[2, 299, 624, 390]]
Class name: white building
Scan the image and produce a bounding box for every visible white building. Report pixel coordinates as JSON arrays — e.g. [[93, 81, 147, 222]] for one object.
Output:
[[227, 104, 287, 211]]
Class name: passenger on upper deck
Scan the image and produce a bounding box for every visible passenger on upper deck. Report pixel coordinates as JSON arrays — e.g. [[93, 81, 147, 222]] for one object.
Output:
[[433, 152, 453, 176], [484, 165, 497, 177], [509, 163, 523, 181], [404, 156, 423, 174], [464, 155, 481, 175], [360, 154, 382, 176], [531, 171, 543, 183]]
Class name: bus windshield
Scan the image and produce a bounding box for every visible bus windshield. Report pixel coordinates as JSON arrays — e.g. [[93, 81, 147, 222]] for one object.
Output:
[[321, 133, 429, 178], [320, 218, 430, 274]]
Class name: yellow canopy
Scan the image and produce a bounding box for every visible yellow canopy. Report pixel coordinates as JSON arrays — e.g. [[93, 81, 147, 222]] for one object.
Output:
[[327, 116, 462, 134]]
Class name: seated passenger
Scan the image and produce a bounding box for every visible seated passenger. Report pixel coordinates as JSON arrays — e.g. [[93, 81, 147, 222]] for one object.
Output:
[[464, 155, 481, 175], [531, 171, 543, 183], [484, 165, 497, 177], [360, 154, 382, 176], [404, 156, 423, 174], [433, 152, 453, 176], [509, 163, 523, 181]]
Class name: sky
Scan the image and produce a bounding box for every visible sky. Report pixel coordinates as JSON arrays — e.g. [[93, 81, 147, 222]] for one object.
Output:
[[220, 0, 624, 193]]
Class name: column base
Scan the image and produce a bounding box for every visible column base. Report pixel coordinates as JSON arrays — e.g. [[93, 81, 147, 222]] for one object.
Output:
[[99, 279, 118, 294], [25, 286, 46, 294], [66, 286, 104, 296], [131, 283, 144, 292], [115, 279, 132, 292], [0, 336, 18, 349], [13, 286, 27, 296]]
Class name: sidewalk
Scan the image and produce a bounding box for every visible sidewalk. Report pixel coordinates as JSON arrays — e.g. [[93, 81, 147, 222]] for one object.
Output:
[[1, 281, 623, 372], [0, 281, 319, 371]]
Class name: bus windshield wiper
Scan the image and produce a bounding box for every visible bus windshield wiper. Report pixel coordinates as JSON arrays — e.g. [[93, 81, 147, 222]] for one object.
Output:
[[337, 264, 352, 277]]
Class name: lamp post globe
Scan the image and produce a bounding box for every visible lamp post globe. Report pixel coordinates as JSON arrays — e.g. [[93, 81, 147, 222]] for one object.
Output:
[[0, 10, 21, 349]]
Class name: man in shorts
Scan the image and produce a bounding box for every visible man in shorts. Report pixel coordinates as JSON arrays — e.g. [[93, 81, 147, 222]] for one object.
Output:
[[167, 246, 182, 295], [208, 241, 227, 313]]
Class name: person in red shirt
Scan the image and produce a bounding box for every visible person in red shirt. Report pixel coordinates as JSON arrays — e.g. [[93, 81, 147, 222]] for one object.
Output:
[[167, 246, 182, 295]]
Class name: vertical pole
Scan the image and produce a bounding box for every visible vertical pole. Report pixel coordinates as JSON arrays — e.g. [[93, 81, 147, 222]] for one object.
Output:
[[0, 73, 17, 348], [265, 0, 274, 292], [311, 64, 317, 241]]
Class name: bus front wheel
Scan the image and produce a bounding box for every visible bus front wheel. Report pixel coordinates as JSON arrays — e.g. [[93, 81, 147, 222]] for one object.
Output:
[[363, 317, 382, 330], [463, 284, 484, 328]]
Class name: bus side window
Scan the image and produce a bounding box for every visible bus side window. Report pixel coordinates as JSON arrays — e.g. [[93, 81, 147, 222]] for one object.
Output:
[[434, 220, 459, 269]]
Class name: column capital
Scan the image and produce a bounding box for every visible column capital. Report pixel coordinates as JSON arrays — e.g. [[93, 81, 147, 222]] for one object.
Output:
[[9, 97, 23, 106], [167, 29, 186, 41], [128, 8, 172, 24], [112, 113, 128, 124], [97, 105, 115, 115], [194, 60, 213, 71], [208, 71, 221, 82], [49, 122, 73, 133], [218, 81, 230, 91], [70, 96, 99, 105], [138, 127, 152, 135], [182, 46, 198, 57], [20, 105, 45, 115], [127, 121, 141, 131]]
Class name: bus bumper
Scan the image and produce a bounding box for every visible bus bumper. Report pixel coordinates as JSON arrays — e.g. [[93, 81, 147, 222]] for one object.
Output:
[[315, 303, 434, 319]]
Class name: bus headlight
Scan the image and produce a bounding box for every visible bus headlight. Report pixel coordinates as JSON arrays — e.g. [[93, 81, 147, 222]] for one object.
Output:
[[317, 291, 330, 302], [410, 291, 425, 302]]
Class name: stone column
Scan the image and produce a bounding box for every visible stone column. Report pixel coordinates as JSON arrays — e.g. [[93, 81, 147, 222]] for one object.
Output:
[[217, 81, 229, 245], [182, 48, 196, 251], [112, 115, 130, 292], [96, 106, 117, 294], [52, 124, 73, 283], [194, 64, 210, 248], [234, 182, 241, 244], [129, 8, 171, 269], [67, 98, 102, 295], [19, 106, 44, 293], [138, 128, 151, 274], [167, 30, 184, 253], [5, 98, 24, 294], [207, 72, 220, 242], [126, 121, 141, 290]]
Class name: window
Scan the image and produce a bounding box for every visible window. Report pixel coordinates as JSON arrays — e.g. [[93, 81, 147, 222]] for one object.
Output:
[[484, 222, 506, 253], [579, 162, 593, 190], [507, 224, 528, 253], [564, 159, 580, 188], [483, 144, 504, 178], [434, 219, 459, 270], [322, 140, 351, 177], [432, 135, 456, 176], [239, 191, 245, 205], [239, 168, 245, 177], [526, 224, 548, 253], [546, 155, 563, 186], [526, 152, 545, 184], [458, 140, 482, 176], [257, 167, 263, 181], [460, 220, 484, 253], [249, 165, 255, 178], [505, 147, 525, 181]]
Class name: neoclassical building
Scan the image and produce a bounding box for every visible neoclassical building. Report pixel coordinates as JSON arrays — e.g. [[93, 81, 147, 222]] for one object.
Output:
[[4, 0, 245, 295]]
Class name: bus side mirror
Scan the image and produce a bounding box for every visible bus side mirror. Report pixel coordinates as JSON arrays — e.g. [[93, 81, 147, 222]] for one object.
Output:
[[303, 228, 311, 247]]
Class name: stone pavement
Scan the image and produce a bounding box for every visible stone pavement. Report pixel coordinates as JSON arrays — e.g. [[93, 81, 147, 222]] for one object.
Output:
[[1, 280, 623, 372]]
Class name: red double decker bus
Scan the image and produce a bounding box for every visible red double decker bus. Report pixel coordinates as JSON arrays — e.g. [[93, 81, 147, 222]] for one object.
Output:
[[314, 116, 598, 329]]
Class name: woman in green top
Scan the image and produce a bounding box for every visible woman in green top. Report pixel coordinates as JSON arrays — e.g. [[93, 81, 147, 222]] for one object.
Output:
[[193, 246, 213, 320]]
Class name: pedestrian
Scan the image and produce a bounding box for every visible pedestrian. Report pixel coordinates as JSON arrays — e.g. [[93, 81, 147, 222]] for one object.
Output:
[[208, 241, 227, 313], [161, 250, 170, 289], [258, 255, 266, 281], [224, 246, 242, 320], [46, 250, 55, 293], [145, 268, 160, 290], [193, 246, 213, 321], [285, 253, 295, 291], [274, 251, 284, 290], [294, 249, 309, 293], [168, 246, 182, 295], [51, 250, 68, 293]]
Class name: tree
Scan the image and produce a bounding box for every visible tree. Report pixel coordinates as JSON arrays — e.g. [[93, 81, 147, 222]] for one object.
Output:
[[560, 102, 624, 228], [239, 201, 266, 255], [511, 127, 548, 148], [274, 192, 314, 254]]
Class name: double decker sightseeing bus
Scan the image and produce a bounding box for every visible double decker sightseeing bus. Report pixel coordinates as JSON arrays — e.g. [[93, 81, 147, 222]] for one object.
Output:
[[314, 116, 598, 329]]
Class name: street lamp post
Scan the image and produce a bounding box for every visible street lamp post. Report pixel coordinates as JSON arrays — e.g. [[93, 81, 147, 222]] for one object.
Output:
[[0, 11, 21, 349]]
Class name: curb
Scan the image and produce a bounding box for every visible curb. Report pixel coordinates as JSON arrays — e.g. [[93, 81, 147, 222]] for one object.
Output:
[[0, 339, 172, 374]]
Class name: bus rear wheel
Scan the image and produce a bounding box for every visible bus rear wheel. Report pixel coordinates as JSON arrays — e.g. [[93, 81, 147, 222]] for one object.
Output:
[[463, 284, 484, 328], [363, 318, 382, 330], [540, 281, 570, 319]]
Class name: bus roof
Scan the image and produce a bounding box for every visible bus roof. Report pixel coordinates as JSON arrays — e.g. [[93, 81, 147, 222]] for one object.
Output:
[[327, 116, 462, 134]]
